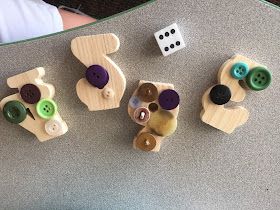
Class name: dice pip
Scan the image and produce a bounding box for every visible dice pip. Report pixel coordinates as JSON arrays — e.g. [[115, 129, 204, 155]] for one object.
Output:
[[0, 68, 68, 142], [128, 81, 180, 152], [201, 55, 272, 134], [71, 33, 126, 111], [154, 23, 186, 56]]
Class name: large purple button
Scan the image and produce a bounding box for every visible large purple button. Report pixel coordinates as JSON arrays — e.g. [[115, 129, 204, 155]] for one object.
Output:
[[20, 84, 41, 104], [86, 65, 109, 89], [158, 89, 180, 110]]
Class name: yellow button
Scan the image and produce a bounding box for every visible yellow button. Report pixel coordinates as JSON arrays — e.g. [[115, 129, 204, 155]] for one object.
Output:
[[148, 110, 177, 136]]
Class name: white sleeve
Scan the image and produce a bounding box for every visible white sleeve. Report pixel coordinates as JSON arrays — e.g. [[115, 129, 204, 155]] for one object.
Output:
[[0, 0, 63, 43]]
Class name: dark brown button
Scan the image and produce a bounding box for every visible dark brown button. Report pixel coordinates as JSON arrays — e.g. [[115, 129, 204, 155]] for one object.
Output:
[[20, 84, 41, 104], [137, 83, 158, 102], [135, 132, 157, 152], [148, 103, 158, 112]]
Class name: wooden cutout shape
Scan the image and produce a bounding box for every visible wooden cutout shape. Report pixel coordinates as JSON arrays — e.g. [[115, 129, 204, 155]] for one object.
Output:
[[71, 33, 126, 111], [201, 54, 267, 134], [0, 68, 68, 142], [128, 80, 180, 152]]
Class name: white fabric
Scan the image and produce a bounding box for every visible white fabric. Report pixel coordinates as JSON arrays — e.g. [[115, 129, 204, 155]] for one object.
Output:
[[0, 0, 63, 43]]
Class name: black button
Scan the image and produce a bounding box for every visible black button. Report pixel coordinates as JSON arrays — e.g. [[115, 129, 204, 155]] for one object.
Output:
[[209, 84, 231, 105]]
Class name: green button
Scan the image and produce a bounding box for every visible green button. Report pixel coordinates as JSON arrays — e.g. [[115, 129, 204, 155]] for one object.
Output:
[[3, 100, 27, 124], [246, 67, 272, 91], [230, 62, 249, 80], [36, 99, 57, 119]]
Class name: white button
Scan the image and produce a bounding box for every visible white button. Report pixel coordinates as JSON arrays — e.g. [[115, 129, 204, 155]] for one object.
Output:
[[102, 87, 115, 99], [45, 119, 64, 136]]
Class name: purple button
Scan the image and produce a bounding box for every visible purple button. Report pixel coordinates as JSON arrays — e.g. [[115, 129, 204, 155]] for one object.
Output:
[[158, 89, 180, 110], [20, 84, 41, 104], [86, 65, 109, 89]]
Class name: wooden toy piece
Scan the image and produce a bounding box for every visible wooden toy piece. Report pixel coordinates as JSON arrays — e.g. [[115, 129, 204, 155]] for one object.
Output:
[[128, 80, 180, 152], [71, 33, 126, 111], [201, 54, 271, 134], [218, 54, 266, 102], [0, 68, 68, 142]]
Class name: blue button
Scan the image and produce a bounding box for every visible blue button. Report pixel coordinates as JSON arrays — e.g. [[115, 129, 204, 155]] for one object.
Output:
[[230, 62, 249, 80]]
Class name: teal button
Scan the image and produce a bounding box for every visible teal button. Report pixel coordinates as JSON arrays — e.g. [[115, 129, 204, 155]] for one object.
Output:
[[246, 67, 272, 91], [230, 62, 249, 80]]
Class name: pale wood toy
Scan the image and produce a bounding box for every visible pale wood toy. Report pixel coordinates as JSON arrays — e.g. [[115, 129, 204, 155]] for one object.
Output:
[[0, 68, 68, 142], [128, 81, 180, 152], [201, 54, 272, 134], [71, 33, 126, 111]]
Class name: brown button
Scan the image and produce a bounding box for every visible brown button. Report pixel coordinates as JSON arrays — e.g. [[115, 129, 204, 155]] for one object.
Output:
[[135, 132, 157, 151], [137, 83, 158, 102], [133, 107, 150, 124]]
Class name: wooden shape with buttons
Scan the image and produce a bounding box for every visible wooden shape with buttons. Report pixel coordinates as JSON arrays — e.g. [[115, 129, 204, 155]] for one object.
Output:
[[71, 33, 126, 111], [201, 54, 271, 134], [0, 68, 68, 142], [128, 80, 180, 152]]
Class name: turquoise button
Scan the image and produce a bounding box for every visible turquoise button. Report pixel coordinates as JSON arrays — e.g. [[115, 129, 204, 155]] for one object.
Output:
[[230, 62, 249, 80]]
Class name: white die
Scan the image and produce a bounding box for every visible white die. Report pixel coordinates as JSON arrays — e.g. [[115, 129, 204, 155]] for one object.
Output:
[[154, 23, 186, 56]]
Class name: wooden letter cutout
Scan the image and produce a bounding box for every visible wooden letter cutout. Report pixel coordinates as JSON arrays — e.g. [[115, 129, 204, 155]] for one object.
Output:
[[71, 33, 126, 111], [0, 68, 68, 142]]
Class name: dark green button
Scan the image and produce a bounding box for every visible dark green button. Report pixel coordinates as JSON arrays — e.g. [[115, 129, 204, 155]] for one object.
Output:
[[3, 100, 27, 124], [230, 62, 249, 80], [246, 67, 272, 91]]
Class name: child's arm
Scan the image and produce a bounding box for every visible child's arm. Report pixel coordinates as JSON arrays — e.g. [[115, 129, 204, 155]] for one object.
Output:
[[58, 9, 96, 30]]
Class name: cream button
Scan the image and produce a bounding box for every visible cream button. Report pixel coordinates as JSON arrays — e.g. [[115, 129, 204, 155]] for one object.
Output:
[[102, 87, 115, 99], [45, 119, 64, 136]]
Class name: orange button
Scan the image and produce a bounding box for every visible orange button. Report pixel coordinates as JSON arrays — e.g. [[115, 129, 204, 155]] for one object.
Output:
[[135, 132, 157, 151]]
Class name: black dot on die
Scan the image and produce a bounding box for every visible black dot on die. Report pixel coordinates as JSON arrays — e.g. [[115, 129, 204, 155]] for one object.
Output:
[[170, 44, 175, 49], [165, 32, 169, 37], [159, 35, 164, 40], [171, 29, 175, 34], [165, 47, 169, 52], [176, 41, 181, 46]]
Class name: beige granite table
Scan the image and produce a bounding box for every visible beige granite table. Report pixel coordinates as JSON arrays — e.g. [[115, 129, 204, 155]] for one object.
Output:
[[0, 0, 280, 209]]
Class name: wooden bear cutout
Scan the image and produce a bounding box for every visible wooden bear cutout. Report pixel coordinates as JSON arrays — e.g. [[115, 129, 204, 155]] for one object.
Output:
[[71, 33, 126, 111], [128, 81, 180, 152], [0, 68, 68, 142], [201, 54, 271, 134]]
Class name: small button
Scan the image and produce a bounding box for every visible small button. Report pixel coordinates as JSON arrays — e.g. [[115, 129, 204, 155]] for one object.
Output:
[[3, 100, 27, 124], [245, 67, 272, 91], [230, 62, 249, 80], [45, 119, 64, 136], [148, 103, 158, 112], [20, 84, 41, 104], [209, 84, 231, 105], [137, 83, 158, 102], [129, 96, 141, 109], [135, 132, 157, 152], [158, 89, 180, 110], [36, 99, 57, 119], [134, 107, 150, 124], [86, 65, 109, 89], [102, 87, 115, 99]]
